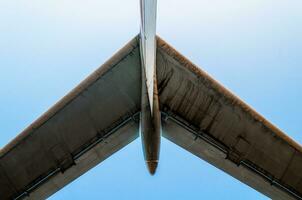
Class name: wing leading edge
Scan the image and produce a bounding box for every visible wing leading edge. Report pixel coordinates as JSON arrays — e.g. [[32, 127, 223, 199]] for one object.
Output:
[[0, 36, 141, 200], [157, 36, 302, 200]]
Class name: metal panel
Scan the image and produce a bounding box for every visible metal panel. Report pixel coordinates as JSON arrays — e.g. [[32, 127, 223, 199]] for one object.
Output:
[[0, 36, 141, 200], [23, 120, 139, 200], [162, 117, 295, 200], [140, 0, 157, 112], [157, 36, 302, 199]]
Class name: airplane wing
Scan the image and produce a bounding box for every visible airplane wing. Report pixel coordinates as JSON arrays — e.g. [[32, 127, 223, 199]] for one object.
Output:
[[157, 37, 302, 200], [1, 34, 301, 200], [0, 36, 141, 200]]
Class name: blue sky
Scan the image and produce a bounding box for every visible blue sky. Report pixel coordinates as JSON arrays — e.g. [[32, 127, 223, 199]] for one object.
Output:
[[0, 0, 301, 199]]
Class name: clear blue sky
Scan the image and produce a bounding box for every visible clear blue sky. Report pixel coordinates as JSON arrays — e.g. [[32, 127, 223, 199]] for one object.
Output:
[[0, 0, 301, 199]]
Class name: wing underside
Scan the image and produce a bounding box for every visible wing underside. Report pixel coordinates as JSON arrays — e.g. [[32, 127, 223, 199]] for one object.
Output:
[[1, 35, 302, 200], [156, 36, 302, 200], [0, 36, 141, 200]]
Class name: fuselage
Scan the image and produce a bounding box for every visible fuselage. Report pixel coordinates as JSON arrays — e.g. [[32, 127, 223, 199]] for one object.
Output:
[[139, 0, 161, 175]]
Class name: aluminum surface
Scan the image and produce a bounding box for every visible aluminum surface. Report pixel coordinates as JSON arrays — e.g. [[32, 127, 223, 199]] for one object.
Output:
[[0, 37, 141, 200], [140, 0, 157, 113], [157, 36, 302, 199]]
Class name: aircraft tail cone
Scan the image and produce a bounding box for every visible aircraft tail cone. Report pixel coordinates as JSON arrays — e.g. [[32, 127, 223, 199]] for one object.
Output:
[[147, 161, 158, 175]]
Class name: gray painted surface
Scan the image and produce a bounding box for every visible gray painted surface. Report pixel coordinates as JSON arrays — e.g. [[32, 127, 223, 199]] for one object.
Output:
[[0, 37, 141, 200], [139, 0, 161, 175], [0, 36, 301, 200], [140, 0, 157, 112], [24, 121, 139, 200], [157, 36, 302, 199], [162, 118, 295, 200]]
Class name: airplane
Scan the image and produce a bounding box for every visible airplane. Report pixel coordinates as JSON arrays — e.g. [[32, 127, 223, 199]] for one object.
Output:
[[0, 0, 302, 199]]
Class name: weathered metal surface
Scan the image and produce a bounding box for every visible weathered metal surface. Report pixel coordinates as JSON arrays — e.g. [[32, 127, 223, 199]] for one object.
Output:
[[156, 36, 302, 199], [0, 36, 141, 200], [1, 32, 301, 199], [139, 0, 161, 175], [140, 56, 161, 175], [24, 119, 139, 200], [140, 0, 157, 113], [162, 117, 296, 200]]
